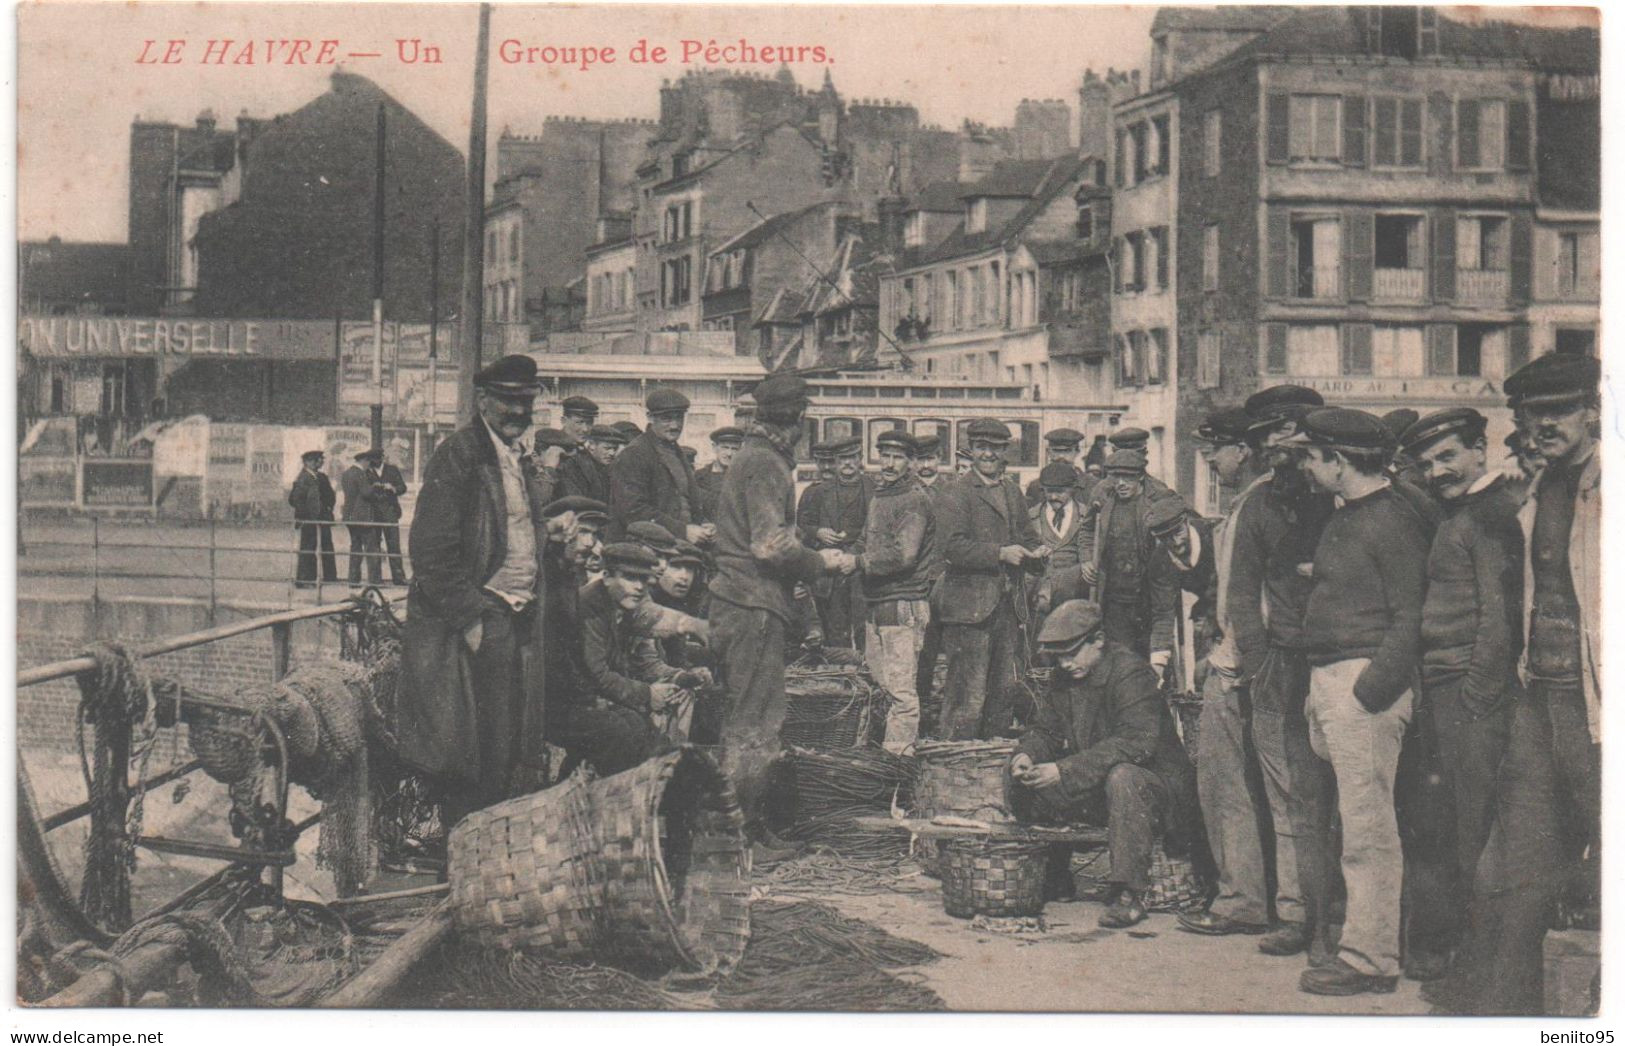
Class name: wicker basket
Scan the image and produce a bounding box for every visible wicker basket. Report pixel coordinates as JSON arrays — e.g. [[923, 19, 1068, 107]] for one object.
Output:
[[911, 740, 1017, 823], [448, 747, 751, 975], [940, 839, 1050, 918], [781, 665, 887, 750]]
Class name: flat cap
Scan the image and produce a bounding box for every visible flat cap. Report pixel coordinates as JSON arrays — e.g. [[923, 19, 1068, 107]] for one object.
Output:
[[811, 441, 838, 460], [1044, 427, 1084, 447], [1245, 384, 1324, 420], [1105, 449, 1147, 474], [1291, 407, 1395, 453], [1195, 407, 1254, 445], [1504, 352, 1601, 407], [475, 354, 543, 395], [955, 448, 973, 461], [645, 387, 690, 414], [612, 420, 643, 439], [709, 426, 745, 445], [965, 418, 1013, 444], [669, 540, 706, 568], [1381, 409, 1420, 441], [753, 374, 811, 410], [301, 449, 326, 462], [1040, 461, 1078, 488], [534, 428, 573, 449], [681, 446, 698, 462], [914, 434, 942, 457], [1400, 408, 1488, 457], [875, 429, 916, 454], [829, 436, 864, 457], [561, 396, 599, 418], [356, 447, 382, 462], [586, 424, 627, 445], [601, 542, 659, 576], [1145, 496, 1189, 535], [626, 520, 679, 556], [1108, 427, 1150, 450], [1037, 600, 1104, 649], [541, 495, 609, 520]]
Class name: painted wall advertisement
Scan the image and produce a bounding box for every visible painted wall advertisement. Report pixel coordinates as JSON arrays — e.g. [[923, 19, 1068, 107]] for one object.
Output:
[[81, 459, 154, 508]]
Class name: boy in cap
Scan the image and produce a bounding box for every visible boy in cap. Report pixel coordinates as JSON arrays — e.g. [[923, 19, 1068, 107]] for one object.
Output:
[[1456, 353, 1600, 1014], [611, 387, 710, 547], [797, 435, 873, 650], [936, 418, 1050, 739], [1108, 427, 1175, 499], [398, 354, 555, 822], [341, 448, 383, 585], [1011, 600, 1198, 928], [954, 447, 973, 477], [1025, 428, 1091, 508], [694, 426, 744, 524], [858, 429, 938, 753], [556, 424, 623, 504], [289, 449, 338, 586], [1289, 407, 1431, 995]]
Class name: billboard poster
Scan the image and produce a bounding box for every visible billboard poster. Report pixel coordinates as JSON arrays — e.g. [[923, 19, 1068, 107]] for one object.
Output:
[[81, 459, 154, 508], [381, 427, 419, 486], [153, 417, 209, 476]]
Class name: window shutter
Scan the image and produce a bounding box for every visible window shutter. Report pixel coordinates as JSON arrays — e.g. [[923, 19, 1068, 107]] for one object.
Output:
[[1113, 238, 1124, 293], [1346, 208, 1374, 301], [1115, 129, 1126, 187], [1266, 93, 1291, 164], [1430, 208, 1457, 301], [1267, 206, 1291, 298], [1510, 212, 1534, 304], [1342, 95, 1368, 166], [1156, 228, 1169, 289], [1458, 100, 1481, 168], [1427, 324, 1457, 376], [1342, 323, 1373, 375], [1373, 97, 1397, 164], [1429, 92, 1454, 175], [1507, 322, 1531, 373], [1264, 322, 1289, 374], [1507, 98, 1531, 171], [1419, 7, 1440, 55], [1362, 7, 1382, 52], [1400, 99, 1424, 166]]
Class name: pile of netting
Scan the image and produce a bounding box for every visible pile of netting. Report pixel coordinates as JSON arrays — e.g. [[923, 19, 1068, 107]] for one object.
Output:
[[385, 900, 944, 1011]]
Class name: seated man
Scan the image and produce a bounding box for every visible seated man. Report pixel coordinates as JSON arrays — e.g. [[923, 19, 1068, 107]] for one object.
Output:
[[653, 540, 710, 663], [627, 519, 680, 573], [1010, 600, 1198, 929]]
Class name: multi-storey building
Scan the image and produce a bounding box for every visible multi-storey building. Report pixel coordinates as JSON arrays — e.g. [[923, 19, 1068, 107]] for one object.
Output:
[[582, 215, 638, 333], [701, 200, 857, 354], [1527, 49, 1599, 358]]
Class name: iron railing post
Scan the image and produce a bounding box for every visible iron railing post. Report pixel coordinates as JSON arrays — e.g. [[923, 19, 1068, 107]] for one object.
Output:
[[90, 515, 101, 634], [207, 520, 218, 625], [270, 621, 291, 681]]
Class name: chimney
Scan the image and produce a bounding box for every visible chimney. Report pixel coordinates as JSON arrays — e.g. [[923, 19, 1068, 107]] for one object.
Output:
[[1077, 70, 1110, 159], [877, 195, 907, 257], [196, 108, 217, 135]]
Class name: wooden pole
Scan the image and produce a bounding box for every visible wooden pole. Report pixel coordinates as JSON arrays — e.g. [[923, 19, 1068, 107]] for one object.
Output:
[[316, 903, 453, 1008], [456, 4, 492, 427]]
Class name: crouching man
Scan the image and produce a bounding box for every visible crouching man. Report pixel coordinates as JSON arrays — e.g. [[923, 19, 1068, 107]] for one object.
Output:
[[1010, 600, 1198, 929]]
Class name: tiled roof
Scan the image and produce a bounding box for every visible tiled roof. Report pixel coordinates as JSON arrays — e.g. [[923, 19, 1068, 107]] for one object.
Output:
[[1224, 6, 1599, 69], [19, 240, 130, 309], [909, 180, 972, 213], [713, 201, 833, 255], [961, 158, 1063, 199], [1150, 5, 1296, 36], [908, 155, 1089, 268]]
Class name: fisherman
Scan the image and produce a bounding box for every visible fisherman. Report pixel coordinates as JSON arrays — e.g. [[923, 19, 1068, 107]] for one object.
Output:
[[857, 429, 937, 753], [397, 354, 553, 827], [708, 374, 852, 854], [1011, 600, 1198, 929], [798, 435, 872, 649], [694, 426, 744, 524], [560, 395, 599, 449], [341, 448, 383, 586], [289, 449, 338, 587], [954, 447, 973, 477], [937, 419, 1049, 740], [1031, 460, 1087, 584], [626, 519, 680, 574], [912, 433, 949, 708], [914, 433, 945, 492], [1290, 407, 1430, 996], [368, 445, 410, 586], [1107, 427, 1174, 498], [1025, 428, 1092, 507], [611, 387, 712, 547], [556, 423, 624, 504]]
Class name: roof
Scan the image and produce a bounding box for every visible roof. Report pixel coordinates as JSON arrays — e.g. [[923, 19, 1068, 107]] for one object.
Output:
[[1223, 6, 1600, 70], [712, 201, 834, 255], [653, 120, 822, 193], [905, 155, 1089, 269], [908, 180, 972, 214], [961, 159, 1062, 199], [19, 240, 130, 309], [755, 286, 809, 327], [1150, 5, 1296, 36], [1026, 239, 1101, 266]]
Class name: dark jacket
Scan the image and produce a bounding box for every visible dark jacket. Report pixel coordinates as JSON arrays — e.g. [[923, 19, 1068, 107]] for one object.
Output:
[[341, 465, 374, 523], [693, 464, 727, 524], [369, 463, 408, 523], [288, 468, 335, 527], [396, 421, 552, 784], [1421, 474, 1524, 696], [1301, 484, 1430, 710], [1024, 463, 1096, 509], [937, 472, 1045, 626], [1226, 475, 1336, 679], [578, 578, 681, 712], [859, 473, 936, 604], [610, 430, 698, 539], [556, 451, 611, 505], [1017, 642, 1197, 844], [709, 428, 827, 623], [1165, 516, 1218, 627]]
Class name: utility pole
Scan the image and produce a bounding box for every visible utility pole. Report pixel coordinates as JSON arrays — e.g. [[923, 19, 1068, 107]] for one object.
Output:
[[456, 3, 492, 426], [428, 222, 439, 428], [371, 102, 387, 450]]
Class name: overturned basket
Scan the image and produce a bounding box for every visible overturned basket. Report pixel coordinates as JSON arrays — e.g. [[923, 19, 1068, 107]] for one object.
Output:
[[940, 840, 1050, 919], [448, 747, 751, 976]]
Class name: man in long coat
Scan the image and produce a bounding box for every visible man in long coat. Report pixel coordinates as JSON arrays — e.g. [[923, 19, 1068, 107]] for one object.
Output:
[[797, 435, 872, 648], [397, 355, 554, 826], [289, 449, 338, 586], [369, 448, 410, 585], [556, 424, 622, 505], [341, 449, 382, 585], [610, 387, 711, 546]]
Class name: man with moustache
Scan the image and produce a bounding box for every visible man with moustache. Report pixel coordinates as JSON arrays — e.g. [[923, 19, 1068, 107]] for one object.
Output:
[[611, 387, 712, 547], [798, 436, 872, 649], [912, 433, 949, 708], [559, 395, 599, 450], [397, 355, 553, 825], [556, 424, 624, 504], [1025, 428, 1093, 508]]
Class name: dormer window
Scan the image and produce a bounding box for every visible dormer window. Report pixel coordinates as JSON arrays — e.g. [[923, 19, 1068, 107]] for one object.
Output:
[[1365, 6, 1438, 59], [905, 212, 925, 248], [966, 198, 988, 234]]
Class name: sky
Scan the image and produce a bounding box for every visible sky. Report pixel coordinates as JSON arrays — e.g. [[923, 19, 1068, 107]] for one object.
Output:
[[17, 3, 1597, 244]]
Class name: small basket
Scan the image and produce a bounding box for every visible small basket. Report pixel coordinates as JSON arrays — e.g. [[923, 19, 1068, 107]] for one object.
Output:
[[1143, 844, 1207, 913], [940, 839, 1050, 918], [781, 665, 887, 750], [911, 740, 1016, 823]]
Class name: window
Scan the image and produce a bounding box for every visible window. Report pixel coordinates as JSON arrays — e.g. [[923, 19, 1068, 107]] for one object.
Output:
[[967, 198, 988, 234], [1556, 327, 1596, 356], [1197, 330, 1221, 388], [1151, 114, 1171, 176], [661, 256, 692, 306], [1341, 324, 1373, 375], [1458, 99, 1507, 170], [824, 416, 860, 445], [1373, 213, 1425, 298], [1203, 110, 1221, 177], [1009, 421, 1041, 467], [663, 202, 693, 243], [1114, 128, 1127, 187], [1290, 216, 1342, 298], [1438, 324, 1506, 376], [1147, 328, 1169, 384], [1372, 97, 1424, 167], [1288, 94, 1341, 162], [1125, 232, 1145, 292], [1556, 231, 1598, 298], [1131, 122, 1150, 182], [1372, 325, 1426, 376], [1076, 205, 1094, 243], [509, 227, 520, 263], [1116, 333, 1137, 385], [1288, 324, 1340, 374], [1457, 216, 1509, 270], [1151, 226, 1169, 290], [1203, 224, 1220, 292]]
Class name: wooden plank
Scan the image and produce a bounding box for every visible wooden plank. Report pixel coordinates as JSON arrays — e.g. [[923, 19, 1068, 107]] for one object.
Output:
[[317, 903, 453, 1009], [850, 815, 1108, 844]]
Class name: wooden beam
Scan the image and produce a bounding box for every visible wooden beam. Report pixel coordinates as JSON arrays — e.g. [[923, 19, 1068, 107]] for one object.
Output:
[[317, 903, 453, 1008]]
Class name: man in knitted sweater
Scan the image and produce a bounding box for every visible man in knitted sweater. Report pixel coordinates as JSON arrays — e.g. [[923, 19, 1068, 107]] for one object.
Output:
[[1289, 407, 1430, 996]]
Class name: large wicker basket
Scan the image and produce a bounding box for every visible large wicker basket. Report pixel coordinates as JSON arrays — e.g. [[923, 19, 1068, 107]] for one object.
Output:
[[781, 664, 886, 750], [447, 747, 751, 975], [940, 839, 1050, 918], [911, 740, 1017, 823]]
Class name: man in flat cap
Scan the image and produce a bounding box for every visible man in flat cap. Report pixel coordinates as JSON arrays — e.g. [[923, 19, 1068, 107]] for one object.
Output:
[[1456, 353, 1600, 1014], [694, 425, 744, 525], [1223, 384, 1338, 962], [341, 448, 383, 586], [912, 433, 949, 708], [289, 449, 338, 587], [797, 435, 873, 650], [710, 374, 853, 852], [937, 418, 1050, 739], [913, 433, 945, 493], [954, 447, 973, 477], [560, 395, 599, 448], [1032, 461, 1088, 579], [397, 354, 554, 824], [1107, 427, 1175, 499], [858, 429, 938, 753], [1011, 600, 1198, 929], [612, 420, 642, 442], [367, 446, 410, 586], [611, 386, 710, 547], [1025, 428, 1092, 508], [556, 424, 623, 505], [1174, 407, 1279, 939], [1288, 407, 1431, 996]]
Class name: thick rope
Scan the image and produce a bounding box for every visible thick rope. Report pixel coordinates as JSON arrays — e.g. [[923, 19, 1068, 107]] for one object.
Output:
[[74, 643, 151, 933]]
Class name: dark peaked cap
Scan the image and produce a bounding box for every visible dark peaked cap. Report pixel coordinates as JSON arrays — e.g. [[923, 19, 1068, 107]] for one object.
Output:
[[475, 354, 542, 395]]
